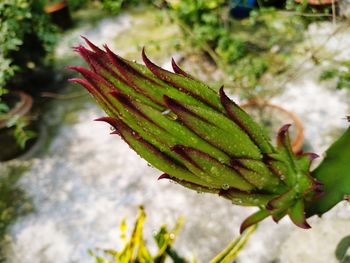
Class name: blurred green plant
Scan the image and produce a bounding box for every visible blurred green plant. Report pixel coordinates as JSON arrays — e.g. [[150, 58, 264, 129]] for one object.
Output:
[[0, 165, 33, 261], [335, 235, 350, 263], [9, 117, 37, 149], [285, 0, 333, 18], [0, 0, 57, 147], [89, 206, 256, 263], [0, 0, 57, 91], [89, 206, 188, 263], [100, 0, 153, 14], [166, 1, 306, 99], [320, 61, 350, 90], [67, 0, 90, 11]]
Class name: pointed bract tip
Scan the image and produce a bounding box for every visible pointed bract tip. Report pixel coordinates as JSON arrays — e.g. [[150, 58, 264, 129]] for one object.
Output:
[[66, 65, 79, 71], [277, 124, 293, 146], [94, 116, 116, 123], [66, 65, 89, 74], [72, 44, 86, 53], [141, 47, 151, 64], [219, 85, 235, 107], [103, 45, 125, 69], [239, 219, 256, 234], [219, 85, 226, 97], [103, 43, 110, 51], [103, 44, 121, 60], [301, 152, 320, 161], [80, 36, 105, 54], [296, 220, 311, 229], [141, 46, 146, 57], [158, 173, 171, 180], [279, 124, 292, 134], [272, 216, 280, 224], [239, 224, 248, 234], [110, 130, 120, 135], [67, 77, 82, 83], [171, 58, 178, 70], [94, 117, 120, 134], [240, 210, 270, 234], [171, 57, 191, 78], [141, 47, 158, 70]]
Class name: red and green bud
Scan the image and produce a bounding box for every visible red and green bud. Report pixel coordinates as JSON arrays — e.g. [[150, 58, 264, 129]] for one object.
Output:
[[69, 37, 323, 233]]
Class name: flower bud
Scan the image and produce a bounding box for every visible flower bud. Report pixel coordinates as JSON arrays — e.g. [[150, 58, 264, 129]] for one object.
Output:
[[70, 37, 322, 232]]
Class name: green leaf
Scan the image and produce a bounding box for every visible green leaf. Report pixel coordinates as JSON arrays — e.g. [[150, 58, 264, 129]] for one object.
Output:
[[288, 200, 310, 229], [307, 127, 350, 217], [336, 236, 350, 262], [240, 210, 270, 234]]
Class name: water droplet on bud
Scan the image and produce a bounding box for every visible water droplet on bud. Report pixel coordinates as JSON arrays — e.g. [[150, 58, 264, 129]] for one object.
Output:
[[221, 184, 230, 190], [162, 109, 171, 115]]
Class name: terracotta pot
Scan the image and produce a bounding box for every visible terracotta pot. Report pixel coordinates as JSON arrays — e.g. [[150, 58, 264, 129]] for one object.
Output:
[[0, 91, 34, 161], [44, 0, 72, 29], [294, 0, 335, 5], [240, 100, 304, 154], [0, 91, 33, 129]]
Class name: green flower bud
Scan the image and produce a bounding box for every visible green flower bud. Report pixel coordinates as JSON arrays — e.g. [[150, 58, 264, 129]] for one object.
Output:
[[69, 37, 322, 233]]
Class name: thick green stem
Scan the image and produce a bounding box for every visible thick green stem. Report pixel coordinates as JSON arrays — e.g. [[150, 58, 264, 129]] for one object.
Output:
[[307, 126, 350, 217]]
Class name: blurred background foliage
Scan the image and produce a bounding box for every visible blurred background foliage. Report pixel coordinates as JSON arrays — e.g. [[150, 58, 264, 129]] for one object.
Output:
[[89, 206, 256, 263]]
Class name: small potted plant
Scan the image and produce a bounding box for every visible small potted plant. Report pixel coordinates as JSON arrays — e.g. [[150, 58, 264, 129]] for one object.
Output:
[[44, 0, 72, 29], [0, 0, 57, 161], [0, 92, 36, 161]]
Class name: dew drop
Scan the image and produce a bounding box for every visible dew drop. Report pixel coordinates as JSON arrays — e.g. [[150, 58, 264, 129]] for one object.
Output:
[[162, 109, 171, 115], [210, 167, 218, 174], [221, 183, 230, 190]]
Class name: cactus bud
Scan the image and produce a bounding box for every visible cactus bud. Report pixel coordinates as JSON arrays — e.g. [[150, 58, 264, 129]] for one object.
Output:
[[69, 38, 322, 232]]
